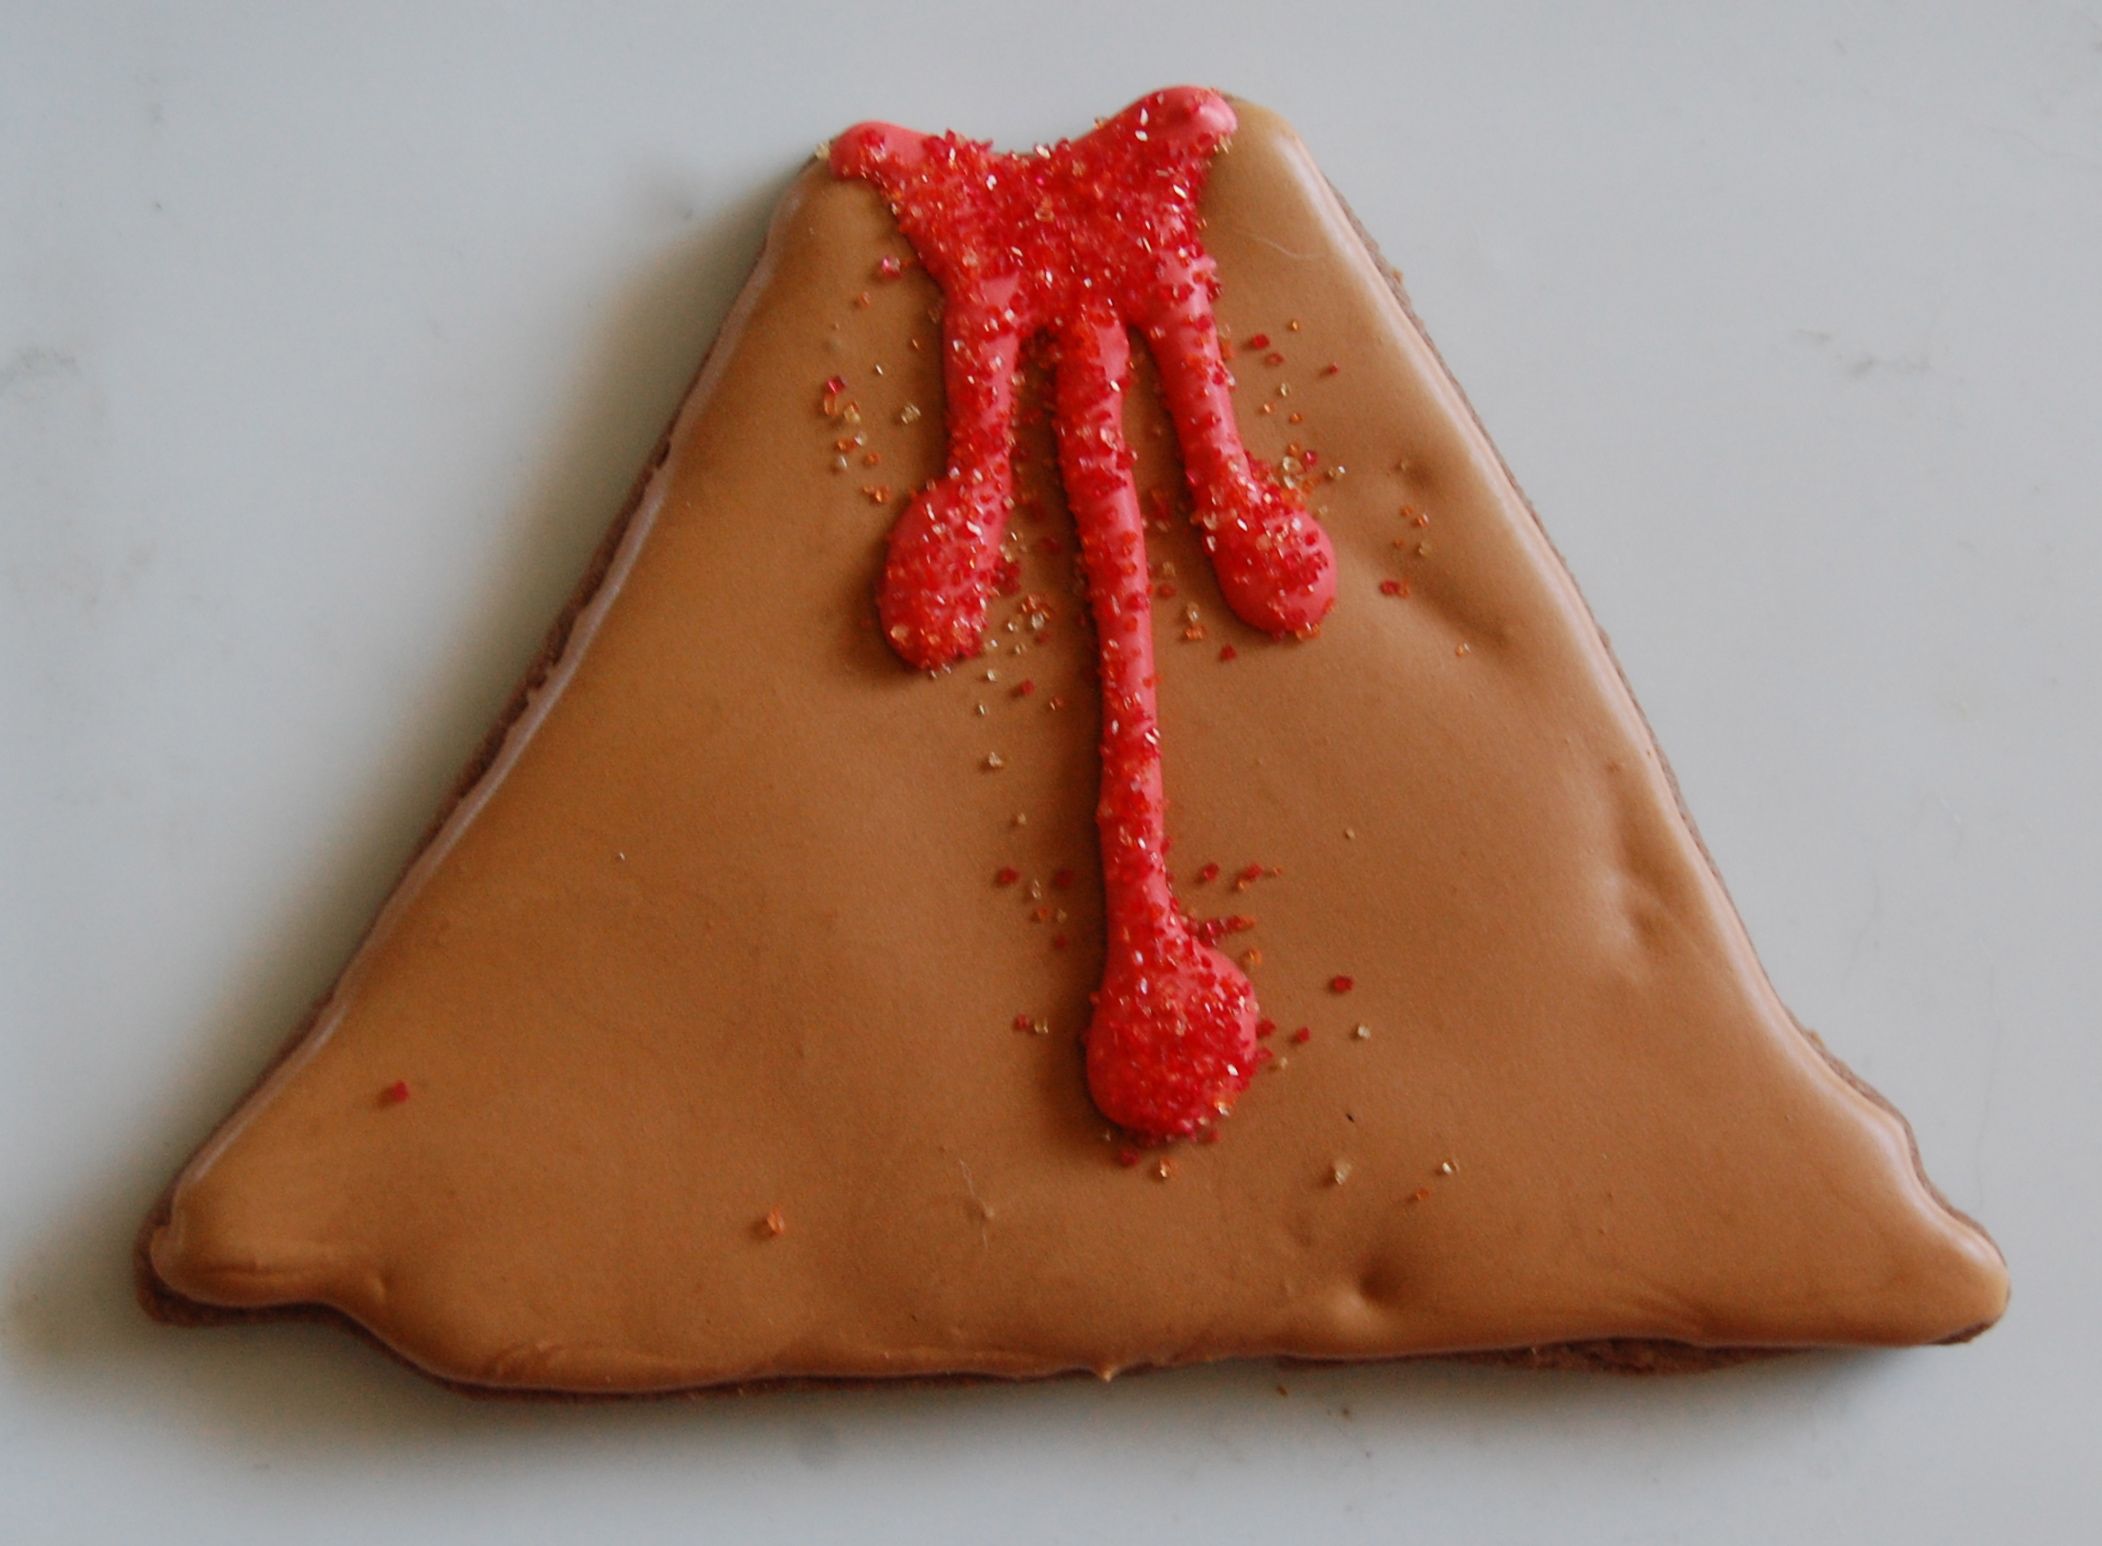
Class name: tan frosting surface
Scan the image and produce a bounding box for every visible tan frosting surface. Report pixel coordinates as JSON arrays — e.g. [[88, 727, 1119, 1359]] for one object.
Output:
[[147, 101, 2007, 1391]]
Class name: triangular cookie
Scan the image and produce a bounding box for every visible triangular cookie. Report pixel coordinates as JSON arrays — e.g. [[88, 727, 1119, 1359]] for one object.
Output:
[[140, 91, 2006, 1392]]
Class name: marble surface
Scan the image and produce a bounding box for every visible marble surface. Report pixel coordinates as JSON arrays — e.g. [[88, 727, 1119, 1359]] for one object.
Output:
[[3, 3, 2096, 1541]]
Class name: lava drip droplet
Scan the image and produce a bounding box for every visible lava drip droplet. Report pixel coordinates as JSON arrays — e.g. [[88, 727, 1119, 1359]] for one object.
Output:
[[1052, 314, 1260, 1136]]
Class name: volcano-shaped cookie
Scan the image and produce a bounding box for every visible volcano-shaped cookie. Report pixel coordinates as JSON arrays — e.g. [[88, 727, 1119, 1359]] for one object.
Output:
[[141, 91, 2006, 1392]]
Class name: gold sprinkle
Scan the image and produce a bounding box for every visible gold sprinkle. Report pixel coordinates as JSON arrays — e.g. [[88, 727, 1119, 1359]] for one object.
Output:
[[1154, 1159, 1174, 1181], [899, 403, 922, 424], [975, 703, 987, 716], [1330, 1160, 1352, 1186], [1012, 812, 1029, 828], [1353, 1024, 1371, 1040], [984, 752, 1005, 770], [1344, 827, 1357, 840], [1439, 1160, 1456, 1176], [1455, 642, 1471, 658]]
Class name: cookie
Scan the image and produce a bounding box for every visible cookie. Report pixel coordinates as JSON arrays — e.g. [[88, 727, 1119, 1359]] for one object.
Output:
[[140, 89, 2006, 1393]]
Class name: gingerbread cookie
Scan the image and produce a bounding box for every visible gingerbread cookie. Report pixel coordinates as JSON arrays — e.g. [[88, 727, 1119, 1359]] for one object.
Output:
[[140, 90, 2006, 1392]]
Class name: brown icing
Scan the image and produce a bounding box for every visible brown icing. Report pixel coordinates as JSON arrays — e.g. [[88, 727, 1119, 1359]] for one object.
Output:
[[143, 99, 2007, 1392]]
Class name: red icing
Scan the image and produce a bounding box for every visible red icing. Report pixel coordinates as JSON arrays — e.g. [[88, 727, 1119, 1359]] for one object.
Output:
[[832, 88, 1337, 1139]]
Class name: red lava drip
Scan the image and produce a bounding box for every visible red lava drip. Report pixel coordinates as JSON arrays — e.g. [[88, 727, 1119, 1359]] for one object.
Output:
[[832, 88, 1337, 1140]]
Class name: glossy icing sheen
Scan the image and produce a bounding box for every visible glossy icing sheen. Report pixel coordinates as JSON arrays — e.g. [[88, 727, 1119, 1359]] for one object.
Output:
[[147, 97, 2008, 1391]]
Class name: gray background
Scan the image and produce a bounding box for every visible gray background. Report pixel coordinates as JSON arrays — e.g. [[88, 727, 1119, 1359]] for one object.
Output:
[[3, 2, 2096, 1541]]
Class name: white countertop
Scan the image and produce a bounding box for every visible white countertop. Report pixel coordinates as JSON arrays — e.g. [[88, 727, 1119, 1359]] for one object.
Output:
[[4, 3, 2097, 1541]]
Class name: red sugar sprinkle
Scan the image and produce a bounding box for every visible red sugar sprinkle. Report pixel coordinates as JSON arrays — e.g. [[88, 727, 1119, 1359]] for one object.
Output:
[[993, 866, 1022, 887], [1217, 644, 1239, 662], [1329, 975, 1356, 994], [1117, 1146, 1144, 1168], [1234, 863, 1264, 887], [1290, 1026, 1311, 1045], [1013, 1012, 1036, 1032], [378, 1079, 411, 1106], [1014, 679, 1037, 698], [822, 374, 846, 398], [1379, 578, 1403, 597], [1050, 867, 1075, 889], [1263, 351, 1285, 366], [1195, 861, 1221, 884], [1320, 362, 1340, 376], [832, 89, 1337, 1142], [1246, 332, 1271, 350], [876, 254, 904, 279], [1255, 1018, 1277, 1039]]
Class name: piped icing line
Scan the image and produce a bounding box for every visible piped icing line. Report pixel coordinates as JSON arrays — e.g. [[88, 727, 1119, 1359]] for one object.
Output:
[[832, 88, 1337, 1138]]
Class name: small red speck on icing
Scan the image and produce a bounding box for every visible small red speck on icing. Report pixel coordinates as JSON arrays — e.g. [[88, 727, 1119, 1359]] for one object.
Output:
[[832, 89, 1337, 1140], [1329, 975, 1355, 994], [379, 1079, 411, 1106]]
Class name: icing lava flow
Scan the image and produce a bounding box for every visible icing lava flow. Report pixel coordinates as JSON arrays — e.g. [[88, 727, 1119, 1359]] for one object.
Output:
[[831, 88, 1336, 1139]]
